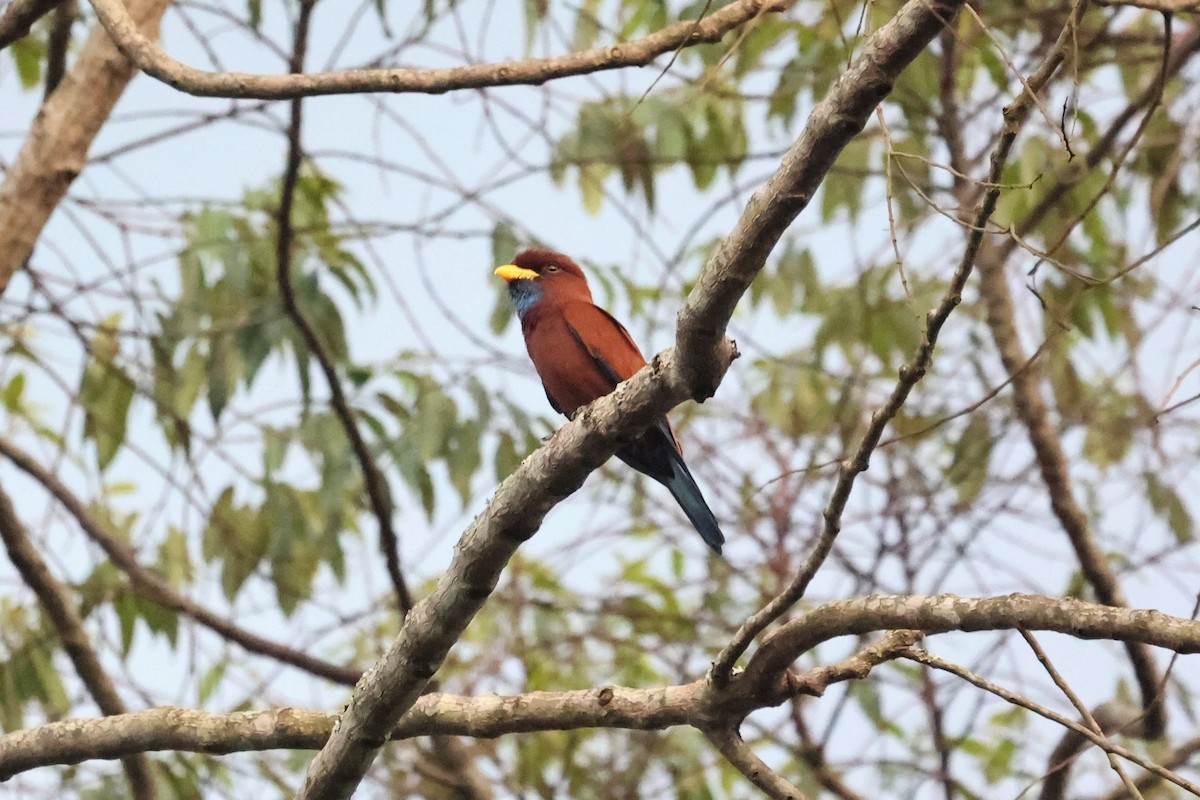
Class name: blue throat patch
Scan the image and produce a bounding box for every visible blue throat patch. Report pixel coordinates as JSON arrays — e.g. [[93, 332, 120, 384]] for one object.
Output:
[[507, 280, 543, 320]]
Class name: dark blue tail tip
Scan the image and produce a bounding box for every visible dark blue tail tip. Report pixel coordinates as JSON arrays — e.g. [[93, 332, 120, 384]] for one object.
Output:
[[700, 528, 725, 556]]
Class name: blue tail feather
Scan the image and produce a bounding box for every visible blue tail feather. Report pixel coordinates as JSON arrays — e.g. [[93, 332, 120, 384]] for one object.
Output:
[[664, 451, 724, 555]]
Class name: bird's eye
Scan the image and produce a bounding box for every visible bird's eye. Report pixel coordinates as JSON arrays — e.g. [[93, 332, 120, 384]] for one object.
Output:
[[545, 264, 560, 273]]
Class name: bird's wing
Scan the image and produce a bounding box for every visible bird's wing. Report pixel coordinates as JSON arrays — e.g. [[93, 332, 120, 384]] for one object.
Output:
[[559, 300, 648, 386], [542, 387, 565, 416], [560, 301, 682, 454]]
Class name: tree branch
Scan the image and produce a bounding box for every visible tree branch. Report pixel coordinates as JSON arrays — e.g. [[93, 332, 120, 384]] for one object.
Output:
[[970, 16, 1200, 742], [706, 727, 808, 800], [0, 481, 157, 800], [295, 2, 964, 797], [42, 0, 76, 98], [712, 0, 1081, 683], [1095, 735, 1200, 800], [0, 0, 61, 50], [82, 0, 790, 99], [2, 596, 1195, 784], [0, 684, 709, 777], [740, 594, 1200, 691]]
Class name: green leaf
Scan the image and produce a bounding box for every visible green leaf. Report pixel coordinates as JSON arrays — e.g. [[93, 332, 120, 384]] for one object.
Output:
[[1145, 471, 1194, 544], [448, 419, 482, 504], [206, 333, 237, 423], [263, 426, 290, 477], [947, 416, 992, 504], [2, 373, 25, 412], [821, 136, 872, 222], [28, 645, 68, 714], [417, 384, 456, 460], [80, 320, 136, 471], [198, 658, 228, 705], [9, 34, 45, 90], [491, 220, 519, 267], [522, 0, 547, 50], [202, 487, 267, 601], [157, 527, 193, 588], [134, 595, 179, 646], [572, 0, 603, 49], [495, 431, 522, 480], [1082, 391, 1135, 467], [983, 738, 1017, 783], [115, 591, 138, 655], [578, 162, 607, 215], [769, 55, 806, 123]]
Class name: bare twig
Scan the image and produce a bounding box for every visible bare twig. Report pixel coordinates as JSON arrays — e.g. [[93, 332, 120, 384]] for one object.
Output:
[[1020, 631, 1144, 800], [42, 0, 76, 97], [1093, 0, 1198, 10], [739, 594, 1200, 690], [1096, 736, 1200, 800], [424, 736, 494, 800], [273, 0, 413, 617], [788, 629, 924, 697], [0, 482, 157, 800], [706, 727, 809, 800], [905, 648, 1199, 796], [789, 707, 870, 800]]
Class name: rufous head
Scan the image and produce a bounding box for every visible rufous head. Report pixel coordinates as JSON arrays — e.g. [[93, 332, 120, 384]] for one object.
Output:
[[495, 249, 593, 317]]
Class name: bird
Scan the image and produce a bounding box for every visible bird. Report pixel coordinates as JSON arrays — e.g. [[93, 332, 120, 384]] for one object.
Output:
[[495, 248, 725, 554]]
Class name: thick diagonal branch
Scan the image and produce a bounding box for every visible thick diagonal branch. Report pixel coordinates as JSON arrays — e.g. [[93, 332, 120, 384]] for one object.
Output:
[[0, 0, 171, 296]]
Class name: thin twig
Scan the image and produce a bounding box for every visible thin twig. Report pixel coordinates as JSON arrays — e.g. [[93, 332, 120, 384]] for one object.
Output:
[[904, 648, 1199, 796], [42, 0, 76, 97], [273, 0, 413, 617], [705, 727, 809, 800], [1020, 631, 1144, 800]]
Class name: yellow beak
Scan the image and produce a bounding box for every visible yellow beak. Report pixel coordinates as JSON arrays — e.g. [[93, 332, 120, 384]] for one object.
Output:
[[495, 264, 539, 282]]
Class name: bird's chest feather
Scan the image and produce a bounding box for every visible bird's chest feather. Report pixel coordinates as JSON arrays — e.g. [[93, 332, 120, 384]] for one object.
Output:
[[521, 308, 616, 416]]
